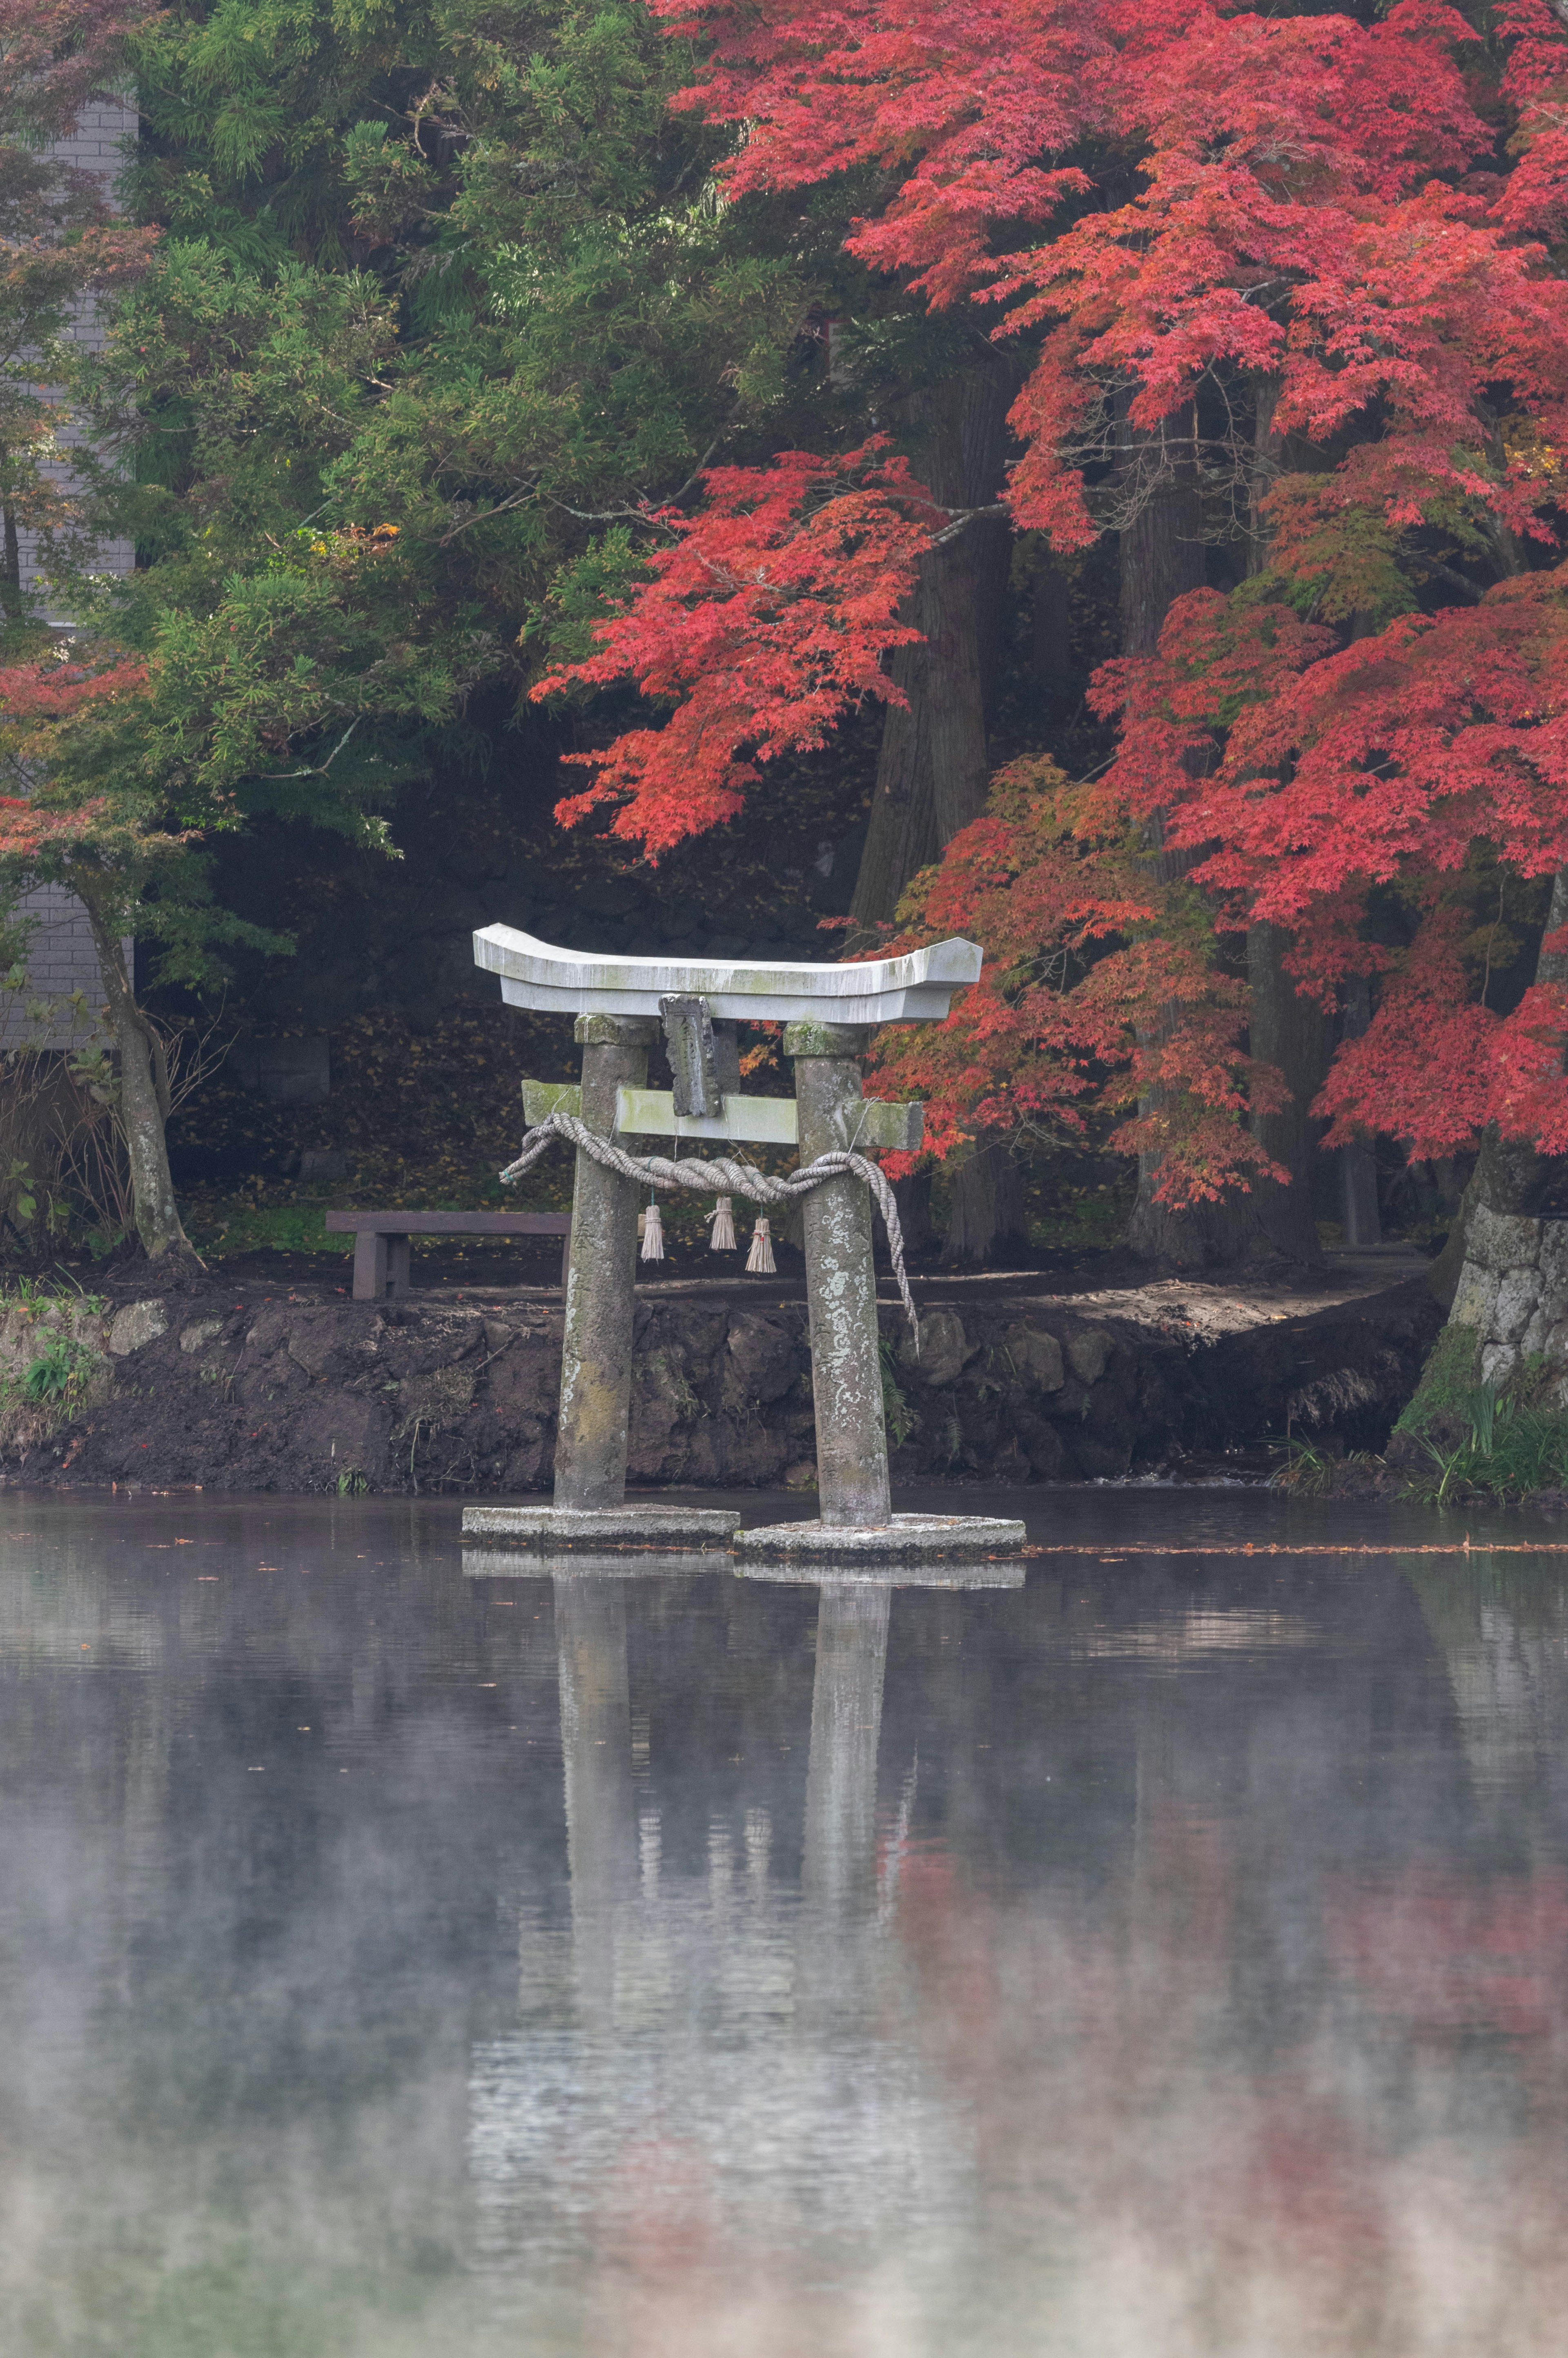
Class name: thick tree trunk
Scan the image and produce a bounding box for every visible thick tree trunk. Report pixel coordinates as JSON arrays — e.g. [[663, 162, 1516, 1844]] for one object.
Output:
[[849, 366, 1013, 942], [0, 502, 21, 624], [940, 1142, 1029, 1268], [1119, 403, 1219, 1264], [1245, 921, 1327, 1262], [892, 1168, 935, 1263], [81, 891, 194, 1265], [1133, 923, 1328, 1266], [849, 362, 1022, 1266], [1117, 411, 1207, 663], [1126, 384, 1327, 1268], [1338, 978, 1382, 1245]]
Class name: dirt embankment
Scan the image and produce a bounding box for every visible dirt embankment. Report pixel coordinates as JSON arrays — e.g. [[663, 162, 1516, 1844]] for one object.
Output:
[[0, 1254, 1443, 1494]]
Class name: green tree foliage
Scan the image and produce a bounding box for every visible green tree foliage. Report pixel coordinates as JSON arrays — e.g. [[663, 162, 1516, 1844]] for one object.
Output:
[[93, 0, 820, 744], [2, 0, 853, 1256]]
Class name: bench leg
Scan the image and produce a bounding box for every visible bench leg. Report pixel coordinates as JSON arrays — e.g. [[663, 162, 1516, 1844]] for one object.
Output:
[[387, 1234, 412, 1298], [352, 1231, 388, 1302]]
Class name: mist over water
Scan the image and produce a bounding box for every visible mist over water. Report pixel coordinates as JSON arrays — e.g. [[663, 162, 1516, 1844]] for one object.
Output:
[[2, 1487, 1566, 2356]]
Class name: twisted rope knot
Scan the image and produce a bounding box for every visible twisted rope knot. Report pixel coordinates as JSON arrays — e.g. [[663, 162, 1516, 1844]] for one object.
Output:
[[500, 1109, 918, 1341]]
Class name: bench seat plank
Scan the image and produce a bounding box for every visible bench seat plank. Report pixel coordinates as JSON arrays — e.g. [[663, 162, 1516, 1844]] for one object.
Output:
[[327, 1208, 571, 1299]]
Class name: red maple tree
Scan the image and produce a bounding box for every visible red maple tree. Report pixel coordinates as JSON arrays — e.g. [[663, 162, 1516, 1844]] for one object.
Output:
[[539, 0, 1568, 1203]]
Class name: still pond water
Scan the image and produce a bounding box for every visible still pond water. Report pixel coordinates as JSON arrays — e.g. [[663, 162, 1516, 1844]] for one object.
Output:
[[2, 1484, 1567, 2357]]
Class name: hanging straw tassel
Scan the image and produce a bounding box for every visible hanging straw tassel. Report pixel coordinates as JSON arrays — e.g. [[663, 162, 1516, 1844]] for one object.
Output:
[[745, 1216, 775, 1274], [708, 1195, 737, 1252], [640, 1197, 665, 1261]]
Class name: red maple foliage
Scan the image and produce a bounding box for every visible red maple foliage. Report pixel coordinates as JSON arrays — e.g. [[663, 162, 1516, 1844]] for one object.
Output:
[[0, 0, 151, 142], [0, 653, 147, 721], [864, 756, 1290, 1200], [532, 444, 936, 851], [0, 655, 147, 864], [1111, 566, 1568, 1159], [545, 0, 1568, 1196]]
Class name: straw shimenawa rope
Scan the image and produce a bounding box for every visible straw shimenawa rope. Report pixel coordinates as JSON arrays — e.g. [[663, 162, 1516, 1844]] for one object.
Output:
[[500, 1110, 919, 1342]]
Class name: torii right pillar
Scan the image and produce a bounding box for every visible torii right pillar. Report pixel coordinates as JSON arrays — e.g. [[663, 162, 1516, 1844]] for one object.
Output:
[[731, 1018, 1027, 1563], [787, 1021, 891, 1527]]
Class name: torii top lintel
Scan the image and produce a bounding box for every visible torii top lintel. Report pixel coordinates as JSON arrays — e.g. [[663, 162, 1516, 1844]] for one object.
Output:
[[472, 926, 982, 1025]]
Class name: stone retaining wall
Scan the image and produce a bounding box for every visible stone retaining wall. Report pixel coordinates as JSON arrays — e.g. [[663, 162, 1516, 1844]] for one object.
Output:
[[1446, 1207, 1568, 1392], [0, 1270, 1442, 1493]]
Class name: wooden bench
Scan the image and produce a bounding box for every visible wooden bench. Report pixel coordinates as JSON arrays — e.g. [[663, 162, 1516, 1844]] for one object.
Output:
[[325, 1210, 572, 1300]]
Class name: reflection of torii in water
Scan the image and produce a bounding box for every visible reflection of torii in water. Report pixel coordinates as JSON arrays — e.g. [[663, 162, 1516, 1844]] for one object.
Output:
[[551, 1570, 638, 2026], [803, 1583, 892, 1922], [548, 1559, 1023, 2017], [551, 1569, 906, 2064], [462, 1554, 1020, 2320]]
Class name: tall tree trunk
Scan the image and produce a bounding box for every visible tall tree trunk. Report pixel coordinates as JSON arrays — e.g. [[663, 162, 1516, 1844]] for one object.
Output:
[[941, 1141, 1030, 1269], [892, 1169, 935, 1264], [1120, 401, 1218, 1263], [80, 887, 194, 1265], [849, 361, 1021, 1264], [849, 365, 1012, 941], [1127, 383, 1327, 1267], [1116, 406, 1208, 664], [1244, 920, 1327, 1261], [1338, 978, 1382, 1245], [0, 501, 20, 625]]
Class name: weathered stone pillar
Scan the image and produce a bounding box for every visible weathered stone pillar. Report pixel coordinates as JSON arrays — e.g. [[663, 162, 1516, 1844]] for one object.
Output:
[[786, 1020, 891, 1527], [554, 1014, 657, 1511]]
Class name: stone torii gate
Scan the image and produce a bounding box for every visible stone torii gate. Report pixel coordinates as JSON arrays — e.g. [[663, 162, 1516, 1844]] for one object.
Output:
[[461, 925, 1026, 1562]]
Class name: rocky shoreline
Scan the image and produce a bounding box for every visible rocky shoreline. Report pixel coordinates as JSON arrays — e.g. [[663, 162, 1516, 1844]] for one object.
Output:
[[0, 1256, 1444, 1495]]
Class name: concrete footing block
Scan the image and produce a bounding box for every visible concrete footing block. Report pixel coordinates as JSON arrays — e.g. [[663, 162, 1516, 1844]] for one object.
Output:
[[461, 1504, 738, 1550], [734, 1512, 1027, 1565]]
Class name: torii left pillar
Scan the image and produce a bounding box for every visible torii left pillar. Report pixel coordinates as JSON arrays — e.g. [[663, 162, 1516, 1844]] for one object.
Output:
[[555, 1014, 656, 1511], [463, 1010, 738, 1554]]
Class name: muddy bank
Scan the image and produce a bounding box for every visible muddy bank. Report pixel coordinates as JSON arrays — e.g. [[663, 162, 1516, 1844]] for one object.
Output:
[[0, 1257, 1443, 1494]]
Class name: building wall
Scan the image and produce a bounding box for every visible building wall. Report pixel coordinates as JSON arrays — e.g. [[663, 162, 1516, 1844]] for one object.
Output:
[[1, 96, 138, 1054]]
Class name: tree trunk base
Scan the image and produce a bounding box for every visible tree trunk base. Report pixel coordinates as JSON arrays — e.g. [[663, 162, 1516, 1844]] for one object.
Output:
[[942, 1144, 1031, 1269], [1126, 1187, 1321, 1274], [104, 1239, 213, 1297]]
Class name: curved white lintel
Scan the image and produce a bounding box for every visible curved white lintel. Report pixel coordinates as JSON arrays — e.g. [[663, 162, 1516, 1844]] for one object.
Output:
[[473, 924, 982, 1024]]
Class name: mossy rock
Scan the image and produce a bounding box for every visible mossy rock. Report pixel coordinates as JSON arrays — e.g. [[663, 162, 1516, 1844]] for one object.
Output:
[[1395, 1322, 1481, 1441]]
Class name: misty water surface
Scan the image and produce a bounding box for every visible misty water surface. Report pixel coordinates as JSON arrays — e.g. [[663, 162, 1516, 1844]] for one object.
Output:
[[1, 1485, 1566, 2356]]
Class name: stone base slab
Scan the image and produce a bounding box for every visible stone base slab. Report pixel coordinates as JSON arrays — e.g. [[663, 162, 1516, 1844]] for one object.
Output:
[[463, 1546, 724, 1579], [734, 1512, 1027, 1564], [461, 1504, 738, 1550]]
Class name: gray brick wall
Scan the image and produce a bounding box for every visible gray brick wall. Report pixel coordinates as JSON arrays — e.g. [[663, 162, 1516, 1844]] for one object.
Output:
[[2, 882, 122, 1048], [4, 98, 138, 1051]]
